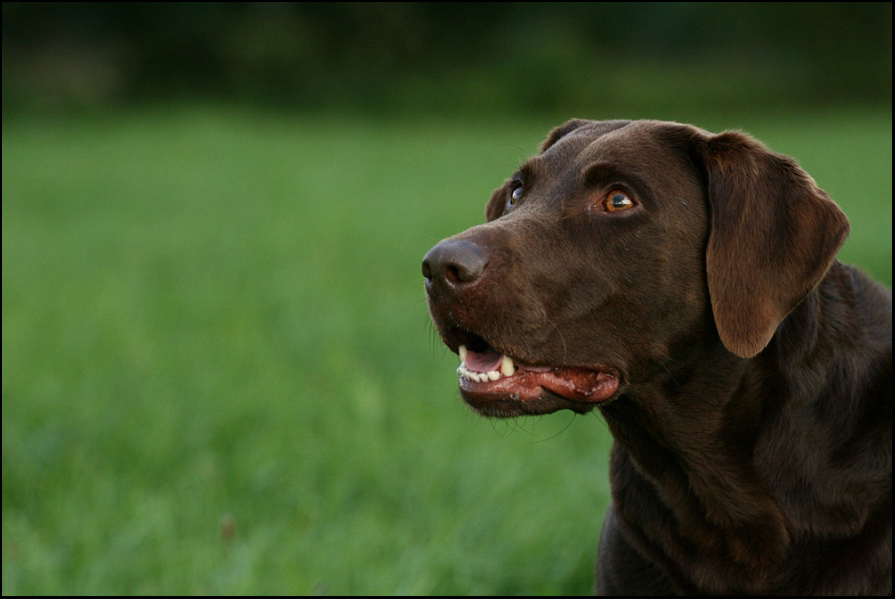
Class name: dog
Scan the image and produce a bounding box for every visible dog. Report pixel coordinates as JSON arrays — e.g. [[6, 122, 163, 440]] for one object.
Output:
[[422, 119, 892, 594]]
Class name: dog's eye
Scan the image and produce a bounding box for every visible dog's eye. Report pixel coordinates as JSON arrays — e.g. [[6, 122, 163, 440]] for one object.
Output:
[[507, 185, 523, 211], [604, 190, 635, 212]]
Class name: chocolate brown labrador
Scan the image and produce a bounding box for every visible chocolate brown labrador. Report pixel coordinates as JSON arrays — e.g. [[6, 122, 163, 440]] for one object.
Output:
[[422, 120, 892, 594]]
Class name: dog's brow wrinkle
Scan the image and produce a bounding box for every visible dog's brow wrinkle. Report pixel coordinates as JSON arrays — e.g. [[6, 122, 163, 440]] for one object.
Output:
[[661, 362, 682, 394], [517, 161, 538, 184]]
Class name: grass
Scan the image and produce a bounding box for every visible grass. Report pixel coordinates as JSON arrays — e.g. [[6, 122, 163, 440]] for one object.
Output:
[[2, 106, 891, 594]]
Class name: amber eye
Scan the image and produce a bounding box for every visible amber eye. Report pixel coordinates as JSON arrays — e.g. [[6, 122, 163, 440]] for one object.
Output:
[[604, 190, 634, 212]]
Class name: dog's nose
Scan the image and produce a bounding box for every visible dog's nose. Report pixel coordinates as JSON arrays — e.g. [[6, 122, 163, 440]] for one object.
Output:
[[422, 239, 488, 293]]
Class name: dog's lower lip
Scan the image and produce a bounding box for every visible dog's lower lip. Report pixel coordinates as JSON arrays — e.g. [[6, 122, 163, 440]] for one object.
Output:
[[456, 347, 619, 405]]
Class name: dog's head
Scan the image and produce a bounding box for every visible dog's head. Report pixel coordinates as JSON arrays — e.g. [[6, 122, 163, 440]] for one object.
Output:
[[423, 119, 848, 417]]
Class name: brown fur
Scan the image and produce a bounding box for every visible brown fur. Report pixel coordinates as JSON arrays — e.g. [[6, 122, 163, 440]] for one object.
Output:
[[422, 120, 891, 594]]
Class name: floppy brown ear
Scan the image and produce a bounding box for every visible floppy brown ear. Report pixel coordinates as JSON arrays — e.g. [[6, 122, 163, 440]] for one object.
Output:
[[699, 131, 850, 358]]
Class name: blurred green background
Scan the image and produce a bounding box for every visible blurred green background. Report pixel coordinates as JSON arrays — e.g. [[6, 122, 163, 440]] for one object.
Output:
[[2, 3, 891, 595]]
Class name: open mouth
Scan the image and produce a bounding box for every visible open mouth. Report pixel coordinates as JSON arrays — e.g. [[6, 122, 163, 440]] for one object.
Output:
[[453, 334, 620, 413]]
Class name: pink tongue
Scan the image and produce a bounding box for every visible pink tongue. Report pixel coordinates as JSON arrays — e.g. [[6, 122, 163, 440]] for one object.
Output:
[[465, 349, 504, 373]]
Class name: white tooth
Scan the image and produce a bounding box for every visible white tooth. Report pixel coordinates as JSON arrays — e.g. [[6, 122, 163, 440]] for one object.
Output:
[[501, 355, 516, 377], [459, 345, 467, 364], [471, 372, 482, 383], [487, 370, 500, 381]]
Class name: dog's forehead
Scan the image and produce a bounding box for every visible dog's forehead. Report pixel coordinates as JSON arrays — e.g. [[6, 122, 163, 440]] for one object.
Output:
[[542, 121, 681, 169], [521, 120, 706, 218]]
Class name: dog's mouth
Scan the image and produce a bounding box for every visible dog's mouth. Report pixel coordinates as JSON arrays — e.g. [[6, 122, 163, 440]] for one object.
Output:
[[450, 330, 619, 416]]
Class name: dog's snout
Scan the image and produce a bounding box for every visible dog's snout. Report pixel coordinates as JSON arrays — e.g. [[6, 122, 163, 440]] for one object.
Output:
[[422, 239, 488, 292]]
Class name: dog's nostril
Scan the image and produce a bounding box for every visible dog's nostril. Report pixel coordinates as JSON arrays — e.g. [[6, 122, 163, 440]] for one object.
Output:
[[445, 265, 461, 284], [422, 240, 488, 288]]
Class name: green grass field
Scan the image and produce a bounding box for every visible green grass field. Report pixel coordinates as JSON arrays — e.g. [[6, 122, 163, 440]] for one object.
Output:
[[2, 107, 891, 594]]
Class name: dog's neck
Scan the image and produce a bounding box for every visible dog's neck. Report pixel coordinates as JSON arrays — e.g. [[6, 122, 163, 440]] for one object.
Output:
[[599, 330, 790, 588], [597, 261, 890, 588]]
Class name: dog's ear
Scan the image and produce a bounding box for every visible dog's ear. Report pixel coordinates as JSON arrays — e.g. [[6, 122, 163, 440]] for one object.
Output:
[[698, 131, 849, 358], [540, 119, 592, 152]]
